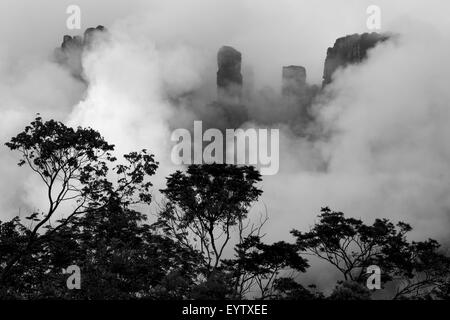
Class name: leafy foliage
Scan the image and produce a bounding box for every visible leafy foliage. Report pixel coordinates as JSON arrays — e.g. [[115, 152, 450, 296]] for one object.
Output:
[[223, 236, 308, 299], [329, 281, 372, 300], [158, 164, 263, 271], [292, 207, 450, 299], [0, 118, 449, 300]]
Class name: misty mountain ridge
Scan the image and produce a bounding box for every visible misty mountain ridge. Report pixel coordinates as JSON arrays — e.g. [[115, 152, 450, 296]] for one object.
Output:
[[54, 27, 389, 137]]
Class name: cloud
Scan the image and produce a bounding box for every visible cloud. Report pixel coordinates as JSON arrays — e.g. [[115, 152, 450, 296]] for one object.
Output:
[[262, 21, 450, 244]]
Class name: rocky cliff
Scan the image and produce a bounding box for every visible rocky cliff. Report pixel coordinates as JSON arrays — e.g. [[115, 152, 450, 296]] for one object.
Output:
[[53, 29, 388, 132], [322, 32, 388, 87], [54, 25, 106, 81], [217, 46, 243, 104]]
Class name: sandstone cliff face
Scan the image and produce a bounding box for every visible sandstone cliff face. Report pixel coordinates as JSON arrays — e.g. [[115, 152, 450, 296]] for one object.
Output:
[[322, 32, 388, 87], [54, 25, 106, 81]]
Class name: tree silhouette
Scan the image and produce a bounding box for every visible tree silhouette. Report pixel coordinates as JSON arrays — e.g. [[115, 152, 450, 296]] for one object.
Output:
[[2, 117, 115, 284], [1, 118, 449, 300], [44, 201, 202, 299], [0, 117, 166, 297], [158, 164, 263, 272], [223, 236, 308, 299], [271, 278, 323, 300], [292, 207, 450, 299], [329, 281, 371, 300], [156, 163, 309, 299]]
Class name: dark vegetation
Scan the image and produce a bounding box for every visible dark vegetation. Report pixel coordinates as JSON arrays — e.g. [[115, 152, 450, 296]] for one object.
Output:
[[0, 117, 449, 299]]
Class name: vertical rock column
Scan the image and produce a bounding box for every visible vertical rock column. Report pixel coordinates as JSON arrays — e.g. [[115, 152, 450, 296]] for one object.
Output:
[[217, 46, 243, 104], [282, 65, 307, 97], [281, 65, 312, 124]]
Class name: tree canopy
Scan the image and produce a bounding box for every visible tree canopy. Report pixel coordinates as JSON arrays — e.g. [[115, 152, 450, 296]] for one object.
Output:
[[0, 117, 449, 300]]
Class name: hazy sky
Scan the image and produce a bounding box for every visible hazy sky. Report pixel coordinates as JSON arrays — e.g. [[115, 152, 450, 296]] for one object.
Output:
[[1, 0, 449, 84]]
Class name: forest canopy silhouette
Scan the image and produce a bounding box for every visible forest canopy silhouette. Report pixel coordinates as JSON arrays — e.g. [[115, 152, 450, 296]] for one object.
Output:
[[0, 117, 449, 300]]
